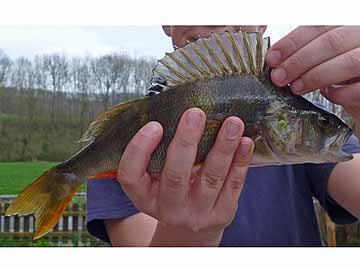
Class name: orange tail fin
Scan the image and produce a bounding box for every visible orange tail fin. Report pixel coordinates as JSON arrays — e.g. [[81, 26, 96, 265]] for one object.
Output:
[[5, 167, 79, 240]]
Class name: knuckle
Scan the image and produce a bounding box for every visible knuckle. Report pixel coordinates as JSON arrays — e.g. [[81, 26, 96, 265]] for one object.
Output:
[[287, 53, 305, 73], [116, 169, 133, 187], [202, 169, 225, 189], [215, 213, 232, 228], [177, 135, 197, 149], [346, 51, 360, 73], [284, 35, 301, 56], [304, 72, 324, 88], [281, 38, 298, 58], [216, 137, 238, 156], [162, 168, 187, 190], [230, 161, 250, 179], [126, 142, 143, 157], [186, 220, 201, 232], [312, 25, 334, 36], [228, 178, 245, 191], [322, 31, 346, 53]]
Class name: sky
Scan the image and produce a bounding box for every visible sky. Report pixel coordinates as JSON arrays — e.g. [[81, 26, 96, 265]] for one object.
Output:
[[0, 26, 296, 60]]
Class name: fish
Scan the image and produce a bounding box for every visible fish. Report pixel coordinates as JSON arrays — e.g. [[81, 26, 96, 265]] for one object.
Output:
[[6, 30, 353, 239]]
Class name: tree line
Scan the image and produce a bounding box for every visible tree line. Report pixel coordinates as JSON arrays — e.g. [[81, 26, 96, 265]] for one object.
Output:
[[0, 49, 155, 161], [0, 49, 155, 123]]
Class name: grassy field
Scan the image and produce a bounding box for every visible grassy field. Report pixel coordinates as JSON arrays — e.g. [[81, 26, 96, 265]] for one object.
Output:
[[0, 162, 86, 195]]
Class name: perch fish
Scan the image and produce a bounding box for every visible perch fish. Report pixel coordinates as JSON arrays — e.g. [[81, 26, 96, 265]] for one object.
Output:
[[6, 31, 353, 239]]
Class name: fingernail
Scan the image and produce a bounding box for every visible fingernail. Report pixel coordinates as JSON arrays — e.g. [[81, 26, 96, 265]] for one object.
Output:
[[186, 108, 203, 129], [267, 50, 282, 66], [272, 68, 287, 83], [141, 122, 160, 137], [225, 119, 241, 139], [291, 79, 304, 94], [239, 140, 252, 157]]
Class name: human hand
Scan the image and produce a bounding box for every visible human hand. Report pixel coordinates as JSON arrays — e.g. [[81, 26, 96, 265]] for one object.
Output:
[[266, 26, 360, 137], [116, 108, 254, 246]]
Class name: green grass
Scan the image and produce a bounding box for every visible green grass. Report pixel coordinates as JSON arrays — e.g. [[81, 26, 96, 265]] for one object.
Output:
[[0, 162, 86, 195]]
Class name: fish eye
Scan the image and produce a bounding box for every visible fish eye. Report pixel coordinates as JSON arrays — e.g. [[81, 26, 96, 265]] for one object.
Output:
[[318, 116, 331, 129]]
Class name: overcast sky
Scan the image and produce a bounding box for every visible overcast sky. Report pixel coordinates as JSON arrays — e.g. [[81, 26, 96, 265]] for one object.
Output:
[[0, 26, 296, 60]]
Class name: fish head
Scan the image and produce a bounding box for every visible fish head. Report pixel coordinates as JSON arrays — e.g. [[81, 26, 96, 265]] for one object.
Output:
[[263, 102, 353, 164], [296, 109, 353, 163]]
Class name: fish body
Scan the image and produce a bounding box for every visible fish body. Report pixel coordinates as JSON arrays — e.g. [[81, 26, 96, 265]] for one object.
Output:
[[6, 31, 353, 239]]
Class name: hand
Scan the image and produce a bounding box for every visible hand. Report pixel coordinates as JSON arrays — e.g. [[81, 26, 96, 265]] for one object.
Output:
[[116, 108, 254, 246], [266, 26, 360, 137]]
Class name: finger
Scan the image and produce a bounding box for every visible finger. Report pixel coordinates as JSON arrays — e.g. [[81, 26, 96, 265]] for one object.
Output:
[[270, 26, 360, 87], [289, 47, 360, 95], [159, 108, 206, 214], [194, 117, 244, 211], [321, 82, 360, 107], [266, 25, 338, 67], [213, 137, 254, 220], [332, 76, 360, 86], [117, 122, 163, 205]]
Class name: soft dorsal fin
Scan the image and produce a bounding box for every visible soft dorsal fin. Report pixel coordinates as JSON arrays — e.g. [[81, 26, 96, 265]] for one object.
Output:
[[79, 98, 145, 142], [150, 31, 270, 92]]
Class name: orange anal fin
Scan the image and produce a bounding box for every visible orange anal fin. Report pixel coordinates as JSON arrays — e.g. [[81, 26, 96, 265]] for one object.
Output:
[[88, 170, 117, 180]]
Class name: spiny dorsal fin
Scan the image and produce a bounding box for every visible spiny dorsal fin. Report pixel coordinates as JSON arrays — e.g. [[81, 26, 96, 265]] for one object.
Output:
[[79, 98, 145, 142], [150, 31, 270, 92]]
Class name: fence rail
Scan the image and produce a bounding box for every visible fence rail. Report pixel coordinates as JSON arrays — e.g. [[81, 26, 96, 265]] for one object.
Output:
[[0, 194, 358, 246], [0, 193, 107, 247]]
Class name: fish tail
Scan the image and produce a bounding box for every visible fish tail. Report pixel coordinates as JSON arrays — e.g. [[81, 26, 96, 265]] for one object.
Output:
[[5, 165, 80, 240]]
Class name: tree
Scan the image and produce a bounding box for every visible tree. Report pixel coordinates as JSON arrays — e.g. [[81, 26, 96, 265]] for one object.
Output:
[[10, 57, 38, 159], [91, 54, 121, 110], [0, 49, 12, 86], [71, 56, 93, 134], [132, 57, 156, 95], [43, 54, 69, 121]]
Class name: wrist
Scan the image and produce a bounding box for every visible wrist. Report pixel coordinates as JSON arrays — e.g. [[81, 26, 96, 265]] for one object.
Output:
[[150, 222, 224, 247]]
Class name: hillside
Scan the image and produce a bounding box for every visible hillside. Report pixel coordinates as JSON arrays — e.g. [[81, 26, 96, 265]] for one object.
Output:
[[0, 87, 143, 161]]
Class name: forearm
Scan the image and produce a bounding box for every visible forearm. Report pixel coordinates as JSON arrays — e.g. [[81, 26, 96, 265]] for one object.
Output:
[[328, 153, 360, 218], [150, 222, 224, 247], [106, 213, 224, 247], [106, 213, 158, 247]]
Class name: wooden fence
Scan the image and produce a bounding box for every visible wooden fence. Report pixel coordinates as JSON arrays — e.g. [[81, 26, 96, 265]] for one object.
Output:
[[0, 194, 358, 247], [0, 193, 108, 247], [314, 199, 360, 247]]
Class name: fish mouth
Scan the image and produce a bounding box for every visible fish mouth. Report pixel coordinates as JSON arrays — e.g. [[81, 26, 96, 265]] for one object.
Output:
[[328, 128, 353, 162], [328, 128, 352, 149], [343, 129, 353, 143]]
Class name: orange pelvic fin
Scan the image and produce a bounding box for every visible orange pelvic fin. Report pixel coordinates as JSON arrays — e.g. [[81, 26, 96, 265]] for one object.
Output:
[[88, 170, 117, 180]]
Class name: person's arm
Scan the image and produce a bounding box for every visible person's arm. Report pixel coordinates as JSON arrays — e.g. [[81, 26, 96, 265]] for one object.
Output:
[[328, 153, 360, 218], [105, 213, 157, 247]]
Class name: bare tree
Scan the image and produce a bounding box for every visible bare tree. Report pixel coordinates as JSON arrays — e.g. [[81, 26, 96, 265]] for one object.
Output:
[[91, 54, 121, 110], [10, 57, 38, 159], [0, 50, 12, 86], [132, 57, 155, 95], [43, 54, 69, 121], [71, 56, 93, 134]]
